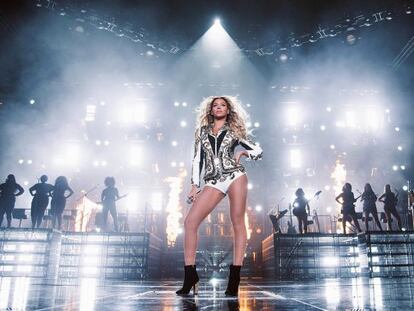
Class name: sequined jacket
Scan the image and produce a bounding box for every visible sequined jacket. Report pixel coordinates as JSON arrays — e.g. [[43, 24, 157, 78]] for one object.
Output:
[[191, 125, 263, 187]]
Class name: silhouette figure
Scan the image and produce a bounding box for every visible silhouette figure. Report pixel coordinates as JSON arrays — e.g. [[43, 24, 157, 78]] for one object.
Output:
[[360, 183, 383, 232], [378, 184, 402, 231], [29, 175, 54, 229], [292, 188, 310, 234], [335, 183, 362, 234], [0, 174, 24, 228], [50, 176, 74, 230], [101, 177, 119, 232]]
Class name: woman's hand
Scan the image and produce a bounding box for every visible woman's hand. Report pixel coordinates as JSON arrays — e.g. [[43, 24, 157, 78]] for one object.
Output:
[[234, 150, 249, 164], [187, 185, 200, 204]]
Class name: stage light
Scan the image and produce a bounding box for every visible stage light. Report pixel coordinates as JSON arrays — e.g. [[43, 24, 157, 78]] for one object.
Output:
[[18, 159, 24, 164], [27, 159, 32, 164], [179, 162, 185, 167], [85, 105, 96, 122], [322, 256, 339, 267], [174, 101, 180, 107], [171, 141, 178, 147], [255, 205, 262, 212], [320, 125, 326, 131], [254, 122, 260, 128], [126, 192, 139, 211], [100, 101, 105, 106], [335, 121, 345, 128], [286, 106, 301, 126], [101, 160, 107, 167], [279, 53, 288, 63], [95, 140, 102, 146], [330, 144, 335, 150], [290, 149, 302, 168], [345, 111, 357, 128], [400, 165, 406, 170], [392, 165, 398, 171], [29, 99, 35, 105], [326, 206, 332, 213], [82, 267, 99, 275], [146, 50, 154, 56], [210, 278, 219, 287], [324, 185, 331, 191], [214, 18, 221, 25], [326, 106, 332, 112], [93, 160, 99, 167], [182, 102, 188, 107], [171, 161, 177, 167], [104, 140, 110, 146], [129, 145, 143, 167], [395, 127, 400, 132], [397, 145, 403, 151], [23, 181, 29, 186], [403, 185, 409, 191], [151, 192, 163, 211], [180, 120, 187, 127], [119, 105, 146, 124], [385, 109, 390, 114], [247, 183, 253, 190]]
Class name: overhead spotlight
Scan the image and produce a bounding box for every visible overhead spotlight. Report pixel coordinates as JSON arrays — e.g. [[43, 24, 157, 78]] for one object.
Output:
[[395, 127, 400, 132], [397, 145, 403, 151], [180, 121, 187, 127], [174, 101, 180, 107], [29, 99, 35, 105], [326, 106, 332, 112], [214, 18, 221, 25], [254, 122, 260, 128], [392, 165, 398, 171], [320, 125, 326, 131], [400, 165, 406, 170], [146, 50, 154, 57], [403, 185, 409, 191]]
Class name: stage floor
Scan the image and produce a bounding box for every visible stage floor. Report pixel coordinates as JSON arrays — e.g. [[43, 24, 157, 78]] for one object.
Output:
[[1, 277, 413, 310]]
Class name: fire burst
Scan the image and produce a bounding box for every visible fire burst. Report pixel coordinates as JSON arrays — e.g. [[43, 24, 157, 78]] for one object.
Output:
[[164, 168, 187, 247]]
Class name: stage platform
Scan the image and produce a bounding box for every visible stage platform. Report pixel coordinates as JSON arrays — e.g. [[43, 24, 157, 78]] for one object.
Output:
[[0, 228, 163, 282], [0, 277, 413, 310], [263, 231, 414, 280]]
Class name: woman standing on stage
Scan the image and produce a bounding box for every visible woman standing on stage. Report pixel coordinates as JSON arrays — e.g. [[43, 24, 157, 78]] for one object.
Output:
[[360, 183, 383, 232], [50, 176, 74, 230], [176, 96, 262, 297], [101, 176, 119, 232], [0, 174, 24, 228], [378, 184, 402, 231], [335, 183, 362, 234], [29, 175, 54, 229], [292, 188, 310, 234]]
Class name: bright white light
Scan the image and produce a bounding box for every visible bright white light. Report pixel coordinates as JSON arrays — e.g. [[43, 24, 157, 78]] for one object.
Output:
[[286, 107, 301, 126], [254, 122, 260, 128], [395, 127, 400, 132], [397, 145, 403, 151], [151, 192, 163, 211], [364, 108, 382, 130], [385, 108, 390, 114], [180, 120, 187, 127], [403, 185, 408, 191], [320, 125, 326, 131], [129, 145, 143, 167], [126, 191, 139, 211], [104, 140, 110, 146], [335, 121, 345, 128], [82, 267, 99, 275], [179, 162, 185, 167], [20, 245, 34, 252], [174, 101, 180, 107], [171, 141, 178, 147], [27, 160, 32, 165], [326, 106, 332, 112], [210, 277, 219, 287], [322, 256, 339, 267], [279, 53, 288, 62], [324, 185, 331, 191], [19, 255, 33, 262], [290, 149, 302, 168], [85, 105, 96, 122], [246, 121, 252, 128], [182, 102, 187, 107], [119, 105, 146, 124], [95, 140, 101, 146], [345, 111, 357, 128], [101, 160, 107, 167], [255, 205, 262, 212], [18, 159, 24, 164], [29, 99, 35, 105], [23, 181, 29, 186], [392, 165, 398, 171], [146, 50, 154, 56], [400, 165, 406, 170], [326, 206, 332, 213], [93, 160, 99, 167], [330, 144, 335, 150], [171, 161, 177, 167], [247, 183, 253, 190]]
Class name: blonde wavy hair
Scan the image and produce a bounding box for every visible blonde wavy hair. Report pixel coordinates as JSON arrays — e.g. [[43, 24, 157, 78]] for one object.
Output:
[[195, 96, 250, 139]]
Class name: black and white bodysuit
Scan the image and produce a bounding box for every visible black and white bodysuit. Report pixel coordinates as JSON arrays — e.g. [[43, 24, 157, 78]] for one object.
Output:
[[191, 124, 262, 193]]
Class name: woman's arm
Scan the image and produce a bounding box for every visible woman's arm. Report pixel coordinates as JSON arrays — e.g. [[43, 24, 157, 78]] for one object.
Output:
[[65, 187, 74, 199], [190, 129, 204, 188], [15, 184, 25, 196], [378, 193, 385, 202], [335, 193, 343, 204], [238, 136, 263, 160], [29, 185, 36, 196]]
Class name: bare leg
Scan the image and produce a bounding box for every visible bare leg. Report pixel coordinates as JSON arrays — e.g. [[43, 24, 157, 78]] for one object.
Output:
[[342, 216, 347, 234], [228, 175, 248, 266], [297, 217, 303, 234], [364, 212, 369, 231], [350, 214, 362, 232], [372, 212, 383, 231], [390, 209, 402, 230], [184, 187, 224, 265], [386, 212, 392, 231]]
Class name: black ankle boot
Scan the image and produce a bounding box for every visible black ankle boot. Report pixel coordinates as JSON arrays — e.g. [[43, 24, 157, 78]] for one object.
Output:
[[225, 264, 241, 296], [176, 265, 199, 296]]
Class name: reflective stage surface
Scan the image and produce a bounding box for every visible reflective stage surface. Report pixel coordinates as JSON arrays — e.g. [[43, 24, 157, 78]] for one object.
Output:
[[1, 277, 414, 310]]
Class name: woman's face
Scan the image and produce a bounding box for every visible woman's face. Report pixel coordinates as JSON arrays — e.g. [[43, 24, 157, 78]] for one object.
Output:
[[211, 98, 229, 119]]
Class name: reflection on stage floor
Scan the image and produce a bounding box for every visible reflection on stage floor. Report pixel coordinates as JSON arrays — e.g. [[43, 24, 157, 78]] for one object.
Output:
[[1, 277, 414, 310]]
